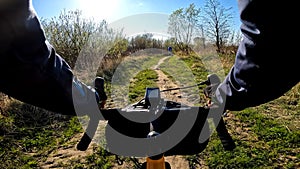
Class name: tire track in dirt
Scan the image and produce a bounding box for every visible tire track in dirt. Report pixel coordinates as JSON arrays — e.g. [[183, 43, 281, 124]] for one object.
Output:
[[152, 56, 189, 104]]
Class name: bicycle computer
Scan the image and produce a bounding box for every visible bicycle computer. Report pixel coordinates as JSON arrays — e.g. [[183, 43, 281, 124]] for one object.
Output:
[[145, 87, 160, 107]]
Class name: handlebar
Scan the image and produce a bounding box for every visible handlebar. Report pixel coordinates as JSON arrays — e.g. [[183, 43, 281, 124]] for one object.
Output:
[[76, 74, 236, 156], [76, 102, 235, 154]]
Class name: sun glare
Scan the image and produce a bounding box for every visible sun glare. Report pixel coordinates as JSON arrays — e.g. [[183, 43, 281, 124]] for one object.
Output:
[[78, 0, 121, 22]]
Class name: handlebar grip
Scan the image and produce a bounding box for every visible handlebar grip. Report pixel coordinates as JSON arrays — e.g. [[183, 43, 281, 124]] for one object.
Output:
[[216, 117, 236, 151], [77, 77, 107, 151], [205, 74, 235, 150], [76, 117, 100, 151], [77, 132, 93, 151]]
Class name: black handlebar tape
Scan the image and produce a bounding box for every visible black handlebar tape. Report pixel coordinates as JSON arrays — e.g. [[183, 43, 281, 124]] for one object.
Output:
[[76, 116, 100, 151], [216, 117, 236, 151], [206, 74, 235, 150]]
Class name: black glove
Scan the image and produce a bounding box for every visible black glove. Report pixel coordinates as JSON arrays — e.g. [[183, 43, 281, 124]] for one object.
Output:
[[203, 74, 221, 99], [72, 77, 104, 116], [94, 77, 107, 108]]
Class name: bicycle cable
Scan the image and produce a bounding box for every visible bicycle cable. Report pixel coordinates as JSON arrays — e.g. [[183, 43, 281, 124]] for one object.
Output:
[[160, 80, 208, 92]]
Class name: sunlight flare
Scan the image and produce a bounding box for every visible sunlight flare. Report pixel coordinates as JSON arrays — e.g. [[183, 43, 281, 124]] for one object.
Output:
[[78, 0, 121, 21]]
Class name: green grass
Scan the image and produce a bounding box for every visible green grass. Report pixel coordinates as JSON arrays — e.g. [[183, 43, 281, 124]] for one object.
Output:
[[0, 98, 84, 169], [128, 69, 158, 102], [178, 54, 300, 168], [196, 105, 300, 169], [159, 55, 208, 85], [74, 146, 115, 169], [107, 55, 164, 107]]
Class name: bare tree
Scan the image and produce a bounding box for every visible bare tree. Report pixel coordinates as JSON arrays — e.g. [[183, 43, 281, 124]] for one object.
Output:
[[168, 3, 201, 54], [202, 0, 233, 53]]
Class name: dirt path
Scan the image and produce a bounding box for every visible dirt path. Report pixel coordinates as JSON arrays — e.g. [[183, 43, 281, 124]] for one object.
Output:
[[151, 56, 208, 169], [152, 56, 190, 168], [113, 56, 195, 169], [40, 134, 94, 168]]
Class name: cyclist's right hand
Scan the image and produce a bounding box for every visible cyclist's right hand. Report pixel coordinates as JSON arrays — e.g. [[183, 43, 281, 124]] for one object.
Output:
[[203, 74, 221, 107]]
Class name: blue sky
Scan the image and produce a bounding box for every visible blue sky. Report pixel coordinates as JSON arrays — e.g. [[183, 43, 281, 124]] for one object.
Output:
[[32, 0, 241, 31]]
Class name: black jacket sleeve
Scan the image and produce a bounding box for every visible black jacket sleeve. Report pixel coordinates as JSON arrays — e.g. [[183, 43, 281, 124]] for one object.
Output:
[[214, 0, 300, 111], [0, 0, 99, 116]]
